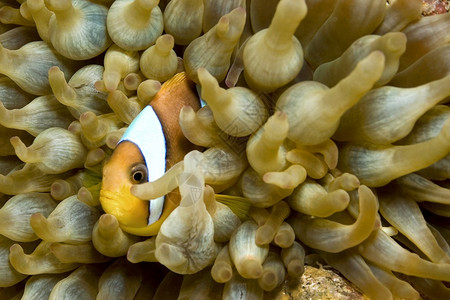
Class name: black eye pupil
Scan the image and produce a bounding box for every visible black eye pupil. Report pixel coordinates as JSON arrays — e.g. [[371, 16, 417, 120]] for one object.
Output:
[[131, 164, 147, 183], [133, 171, 143, 182]]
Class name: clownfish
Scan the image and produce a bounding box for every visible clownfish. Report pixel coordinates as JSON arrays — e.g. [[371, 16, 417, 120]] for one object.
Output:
[[99, 72, 203, 236]]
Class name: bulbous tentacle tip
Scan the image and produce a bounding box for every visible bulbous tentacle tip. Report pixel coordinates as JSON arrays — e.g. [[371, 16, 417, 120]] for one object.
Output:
[[125, 245, 139, 263], [68, 120, 81, 134], [197, 67, 221, 101], [384, 32, 407, 53], [126, 251, 138, 264], [216, 15, 230, 37], [19, 3, 33, 22], [98, 213, 120, 233], [155, 242, 187, 268], [264, 111, 289, 143], [94, 80, 106, 92], [229, 7, 247, 27], [48, 65, 61, 75], [277, 0, 307, 21], [130, 183, 146, 199], [273, 223, 295, 248], [79, 111, 98, 131], [260, 272, 279, 291], [271, 110, 288, 127], [256, 201, 291, 245], [9, 136, 22, 147], [107, 89, 123, 103], [77, 187, 95, 206], [156, 34, 175, 53], [0, 6, 30, 26], [214, 7, 246, 41], [330, 188, 351, 205], [10, 135, 35, 163], [126, 238, 157, 263], [303, 139, 339, 170], [211, 262, 233, 283], [333, 173, 360, 192], [106, 129, 125, 150], [51, 179, 72, 201], [126, 250, 141, 264], [137, 79, 161, 104], [256, 226, 276, 246], [220, 7, 247, 39], [103, 72, 121, 92], [239, 259, 263, 279], [29, 212, 57, 236], [49, 179, 63, 193], [358, 185, 379, 210], [197, 67, 212, 82], [179, 105, 216, 147], [263, 164, 307, 189], [123, 72, 142, 90], [85, 148, 105, 168], [48, 66, 76, 103], [286, 149, 328, 179], [9, 243, 25, 264], [287, 260, 304, 278], [180, 104, 194, 116]]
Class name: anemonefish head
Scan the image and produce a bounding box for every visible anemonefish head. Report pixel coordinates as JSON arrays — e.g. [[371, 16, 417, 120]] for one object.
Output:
[[99, 72, 202, 236], [100, 105, 171, 236], [100, 141, 150, 228]]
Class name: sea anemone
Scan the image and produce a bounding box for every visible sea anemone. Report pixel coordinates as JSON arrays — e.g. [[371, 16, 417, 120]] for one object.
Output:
[[0, 0, 449, 299]]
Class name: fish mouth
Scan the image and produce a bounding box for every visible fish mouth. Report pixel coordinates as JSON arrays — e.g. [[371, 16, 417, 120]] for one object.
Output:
[[99, 188, 149, 228]]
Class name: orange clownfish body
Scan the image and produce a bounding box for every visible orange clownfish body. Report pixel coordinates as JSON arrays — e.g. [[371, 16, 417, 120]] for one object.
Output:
[[100, 72, 202, 236]]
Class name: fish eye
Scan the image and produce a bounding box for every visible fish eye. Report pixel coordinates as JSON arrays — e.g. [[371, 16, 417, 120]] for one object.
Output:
[[130, 164, 148, 184]]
